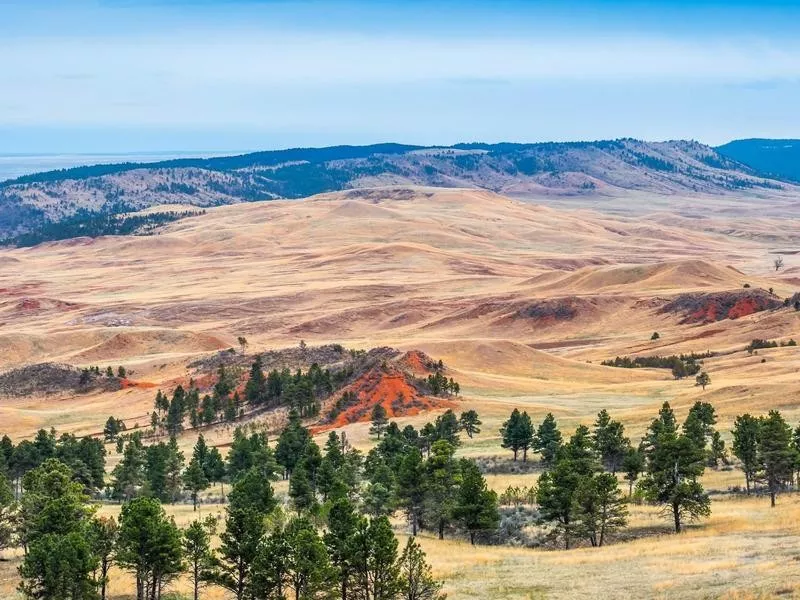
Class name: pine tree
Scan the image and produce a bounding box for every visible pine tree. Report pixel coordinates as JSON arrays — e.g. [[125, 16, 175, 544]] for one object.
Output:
[[284, 516, 336, 600], [572, 472, 628, 547], [370, 404, 389, 439], [641, 403, 710, 532], [732, 414, 760, 494], [88, 516, 118, 600], [757, 410, 795, 507], [275, 409, 311, 479], [351, 516, 401, 600], [244, 356, 267, 405], [592, 409, 629, 473], [622, 446, 645, 497], [116, 497, 183, 600], [500, 409, 524, 461], [397, 447, 426, 535], [184, 457, 209, 511], [325, 498, 359, 600], [459, 410, 482, 438], [422, 441, 461, 540], [453, 459, 500, 545], [397, 537, 445, 600], [18, 460, 98, 600], [183, 518, 215, 600], [205, 467, 277, 599], [534, 413, 562, 466]]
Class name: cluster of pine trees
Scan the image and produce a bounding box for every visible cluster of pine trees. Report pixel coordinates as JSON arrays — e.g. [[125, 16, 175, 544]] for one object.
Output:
[[600, 353, 708, 378], [731, 409, 800, 506], [1, 411, 467, 600], [500, 402, 726, 547], [151, 368, 242, 434], [244, 356, 338, 417], [282, 408, 498, 545]]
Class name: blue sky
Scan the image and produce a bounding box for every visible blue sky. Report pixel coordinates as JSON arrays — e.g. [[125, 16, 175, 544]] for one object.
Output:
[[2, 0, 800, 153]]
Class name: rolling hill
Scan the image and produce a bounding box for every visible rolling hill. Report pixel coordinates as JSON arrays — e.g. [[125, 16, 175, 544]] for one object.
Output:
[[1, 138, 795, 242]]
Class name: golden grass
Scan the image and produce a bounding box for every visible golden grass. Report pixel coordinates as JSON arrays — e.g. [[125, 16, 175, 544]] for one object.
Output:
[[2, 188, 800, 598]]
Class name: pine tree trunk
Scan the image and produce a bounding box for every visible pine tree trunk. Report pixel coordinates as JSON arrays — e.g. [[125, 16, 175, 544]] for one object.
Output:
[[438, 520, 444, 540], [673, 502, 681, 533], [470, 531, 475, 545], [770, 488, 776, 507]]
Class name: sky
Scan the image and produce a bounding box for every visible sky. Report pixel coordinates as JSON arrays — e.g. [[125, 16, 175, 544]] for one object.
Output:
[[2, 0, 800, 153]]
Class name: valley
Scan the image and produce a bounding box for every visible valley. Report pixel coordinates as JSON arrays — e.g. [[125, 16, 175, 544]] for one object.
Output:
[[2, 181, 800, 599]]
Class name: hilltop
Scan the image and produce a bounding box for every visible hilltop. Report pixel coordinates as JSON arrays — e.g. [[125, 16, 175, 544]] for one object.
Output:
[[1, 138, 795, 242]]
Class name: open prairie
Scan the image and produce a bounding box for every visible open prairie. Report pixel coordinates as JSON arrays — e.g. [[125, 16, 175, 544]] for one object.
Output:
[[2, 186, 800, 598]]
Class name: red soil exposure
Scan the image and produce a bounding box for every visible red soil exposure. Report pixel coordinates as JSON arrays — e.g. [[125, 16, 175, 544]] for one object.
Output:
[[396, 350, 437, 376], [119, 378, 157, 389], [313, 364, 455, 433], [660, 289, 783, 324], [14, 297, 79, 313]]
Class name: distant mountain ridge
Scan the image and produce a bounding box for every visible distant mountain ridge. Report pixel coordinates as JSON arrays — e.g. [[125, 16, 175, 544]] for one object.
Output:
[[0, 138, 794, 243], [717, 138, 800, 183]]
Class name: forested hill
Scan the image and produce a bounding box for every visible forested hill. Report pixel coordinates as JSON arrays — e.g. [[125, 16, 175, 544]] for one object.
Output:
[[716, 139, 800, 183], [0, 138, 794, 243]]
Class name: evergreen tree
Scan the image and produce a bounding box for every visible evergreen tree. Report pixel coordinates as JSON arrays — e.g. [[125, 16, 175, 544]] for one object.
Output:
[[397, 537, 444, 600], [370, 404, 389, 439], [757, 410, 795, 507], [351, 516, 401, 600], [116, 497, 183, 600], [244, 356, 267, 405], [325, 498, 359, 600], [275, 409, 311, 479], [732, 414, 760, 494], [18, 459, 98, 600], [422, 441, 461, 540], [111, 434, 147, 501], [250, 527, 291, 600], [364, 458, 397, 519], [536, 427, 598, 549], [622, 446, 645, 497], [204, 447, 227, 497], [434, 410, 461, 447], [534, 413, 562, 466], [184, 458, 209, 511], [205, 467, 276, 599], [500, 409, 524, 461], [396, 447, 426, 535], [452, 459, 500, 545], [164, 437, 185, 503], [572, 472, 628, 547], [459, 410, 482, 438], [183, 518, 215, 600], [284, 516, 335, 600], [695, 371, 711, 390], [0, 472, 16, 552], [641, 403, 710, 532], [88, 516, 118, 600], [592, 409, 629, 473]]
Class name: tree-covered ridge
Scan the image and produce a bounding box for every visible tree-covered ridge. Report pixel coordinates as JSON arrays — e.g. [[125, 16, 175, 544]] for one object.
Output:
[[1, 208, 204, 247]]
